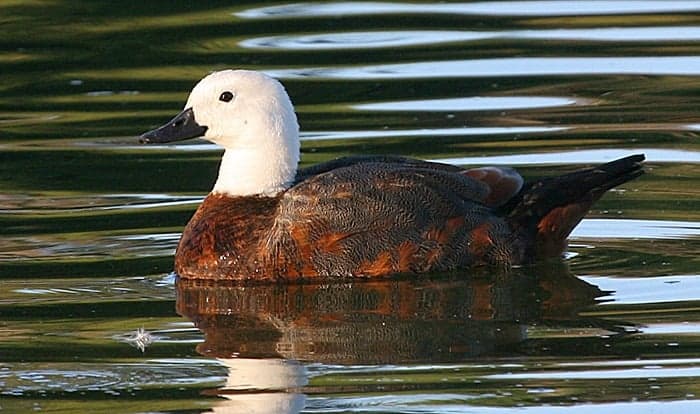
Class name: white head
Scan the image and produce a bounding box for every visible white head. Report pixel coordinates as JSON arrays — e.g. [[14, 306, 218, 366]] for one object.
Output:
[[141, 70, 300, 197]]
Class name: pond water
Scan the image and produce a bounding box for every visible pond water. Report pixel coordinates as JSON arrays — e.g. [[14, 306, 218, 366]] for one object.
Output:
[[1, 1, 699, 413]]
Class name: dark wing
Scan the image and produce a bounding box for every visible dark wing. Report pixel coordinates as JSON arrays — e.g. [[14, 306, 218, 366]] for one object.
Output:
[[265, 160, 509, 277], [294, 155, 463, 182], [298, 155, 524, 208]]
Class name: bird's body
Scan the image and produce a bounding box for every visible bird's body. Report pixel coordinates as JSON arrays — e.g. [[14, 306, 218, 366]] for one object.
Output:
[[140, 70, 644, 282]]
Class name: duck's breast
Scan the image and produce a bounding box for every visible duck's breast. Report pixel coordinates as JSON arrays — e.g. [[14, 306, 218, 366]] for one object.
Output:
[[175, 194, 281, 280]]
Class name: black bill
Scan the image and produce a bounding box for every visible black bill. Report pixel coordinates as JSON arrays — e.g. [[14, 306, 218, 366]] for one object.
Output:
[[139, 107, 208, 144]]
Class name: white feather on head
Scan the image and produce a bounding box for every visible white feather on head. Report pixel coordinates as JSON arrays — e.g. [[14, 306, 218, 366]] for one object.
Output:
[[185, 70, 300, 197]]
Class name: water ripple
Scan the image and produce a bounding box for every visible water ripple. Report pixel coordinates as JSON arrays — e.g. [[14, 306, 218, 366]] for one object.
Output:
[[0, 232, 179, 261], [266, 56, 700, 79], [572, 219, 700, 240], [0, 362, 225, 396], [0, 193, 200, 213], [488, 366, 700, 380], [583, 275, 700, 305], [353, 96, 582, 112], [2, 275, 175, 305], [434, 148, 700, 165], [304, 126, 567, 141], [241, 27, 700, 50], [237, 1, 700, 19]]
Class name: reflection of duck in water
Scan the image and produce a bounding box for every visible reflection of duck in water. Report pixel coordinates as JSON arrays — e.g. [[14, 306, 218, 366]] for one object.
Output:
[[140, 70, 644, 281], [177, 268, 604, 364], [178, 270, 609, 414]]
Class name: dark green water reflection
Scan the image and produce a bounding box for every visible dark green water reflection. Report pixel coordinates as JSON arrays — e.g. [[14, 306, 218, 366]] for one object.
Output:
[[1, 1, 699, 413]]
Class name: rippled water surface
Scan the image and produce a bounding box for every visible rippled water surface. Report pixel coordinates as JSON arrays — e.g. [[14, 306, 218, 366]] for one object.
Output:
[[1, 1, 699, 413]]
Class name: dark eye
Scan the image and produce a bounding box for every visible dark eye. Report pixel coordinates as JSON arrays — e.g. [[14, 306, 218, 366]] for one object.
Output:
[[219, 91, 234, 102]]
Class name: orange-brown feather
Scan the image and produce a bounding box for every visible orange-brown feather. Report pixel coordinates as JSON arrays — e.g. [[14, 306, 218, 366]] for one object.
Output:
[[536, 201, 592, 258], [357, 251, 394, 277], [468, 223, 494, 259], [397, 241, 419, 272]]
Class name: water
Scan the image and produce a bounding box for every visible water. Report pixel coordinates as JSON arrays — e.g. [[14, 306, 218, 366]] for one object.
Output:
[[1, 1, 699, 412]]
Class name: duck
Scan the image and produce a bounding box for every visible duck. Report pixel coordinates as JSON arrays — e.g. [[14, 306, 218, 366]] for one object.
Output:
[[139, 70, 644, 282]]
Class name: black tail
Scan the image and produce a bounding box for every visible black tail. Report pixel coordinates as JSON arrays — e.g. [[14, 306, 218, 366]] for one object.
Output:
[[504, 154, 645, 259]]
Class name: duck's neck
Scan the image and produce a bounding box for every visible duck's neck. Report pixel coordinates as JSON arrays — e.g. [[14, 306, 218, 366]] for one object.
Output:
[[212, 143, 299, 197]]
